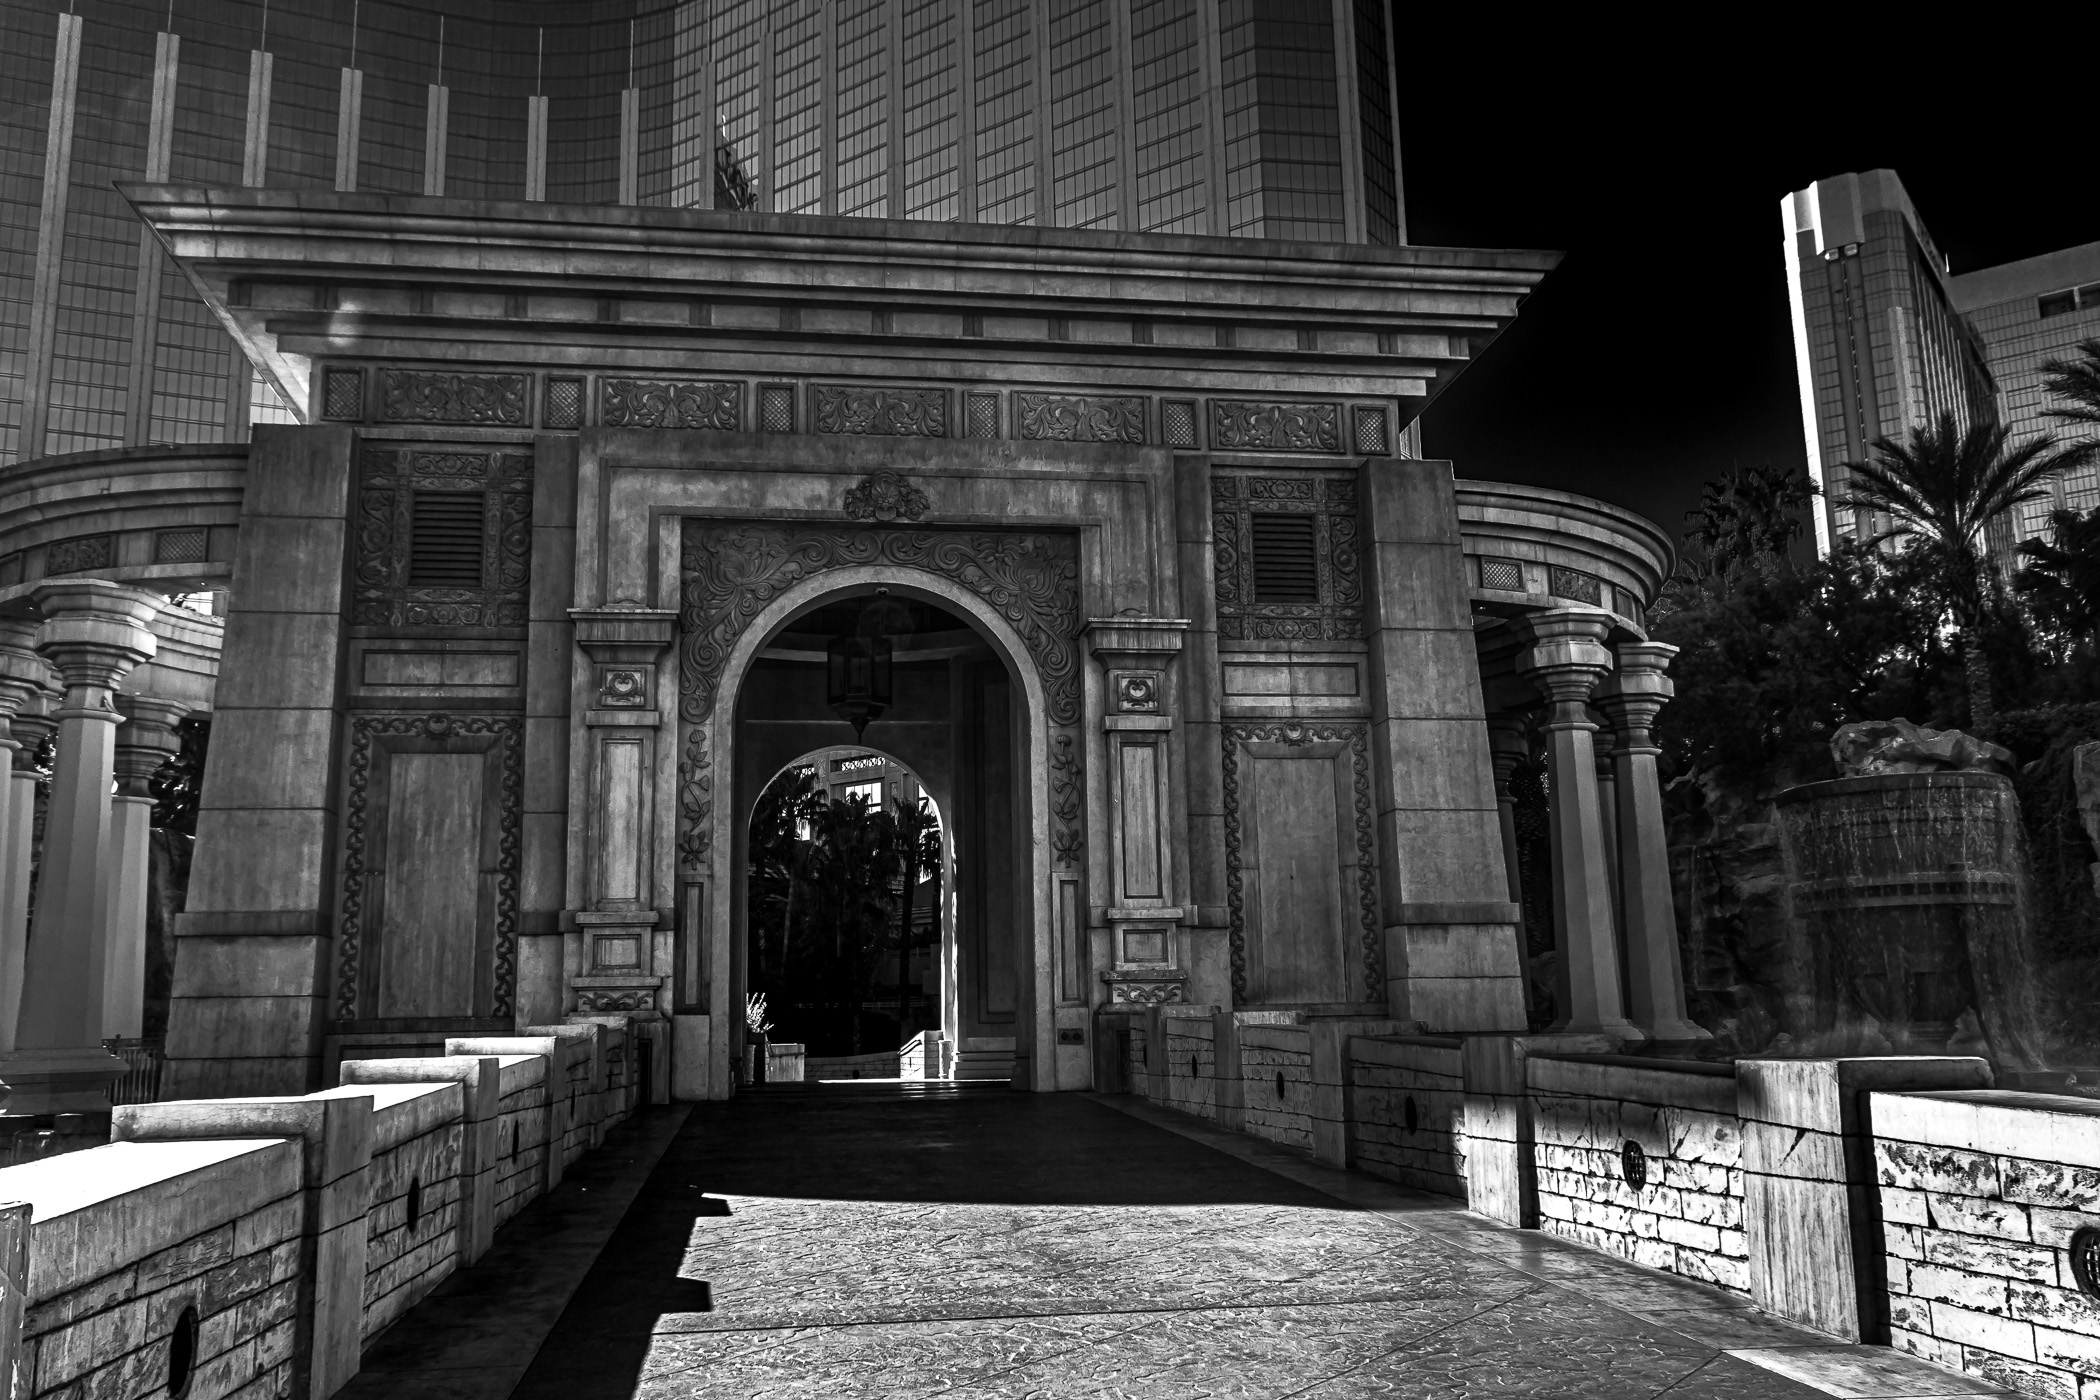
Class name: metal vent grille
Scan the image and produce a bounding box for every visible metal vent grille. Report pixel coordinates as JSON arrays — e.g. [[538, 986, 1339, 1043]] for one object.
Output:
[[966, 392, 1001, 439], [543, 376, 584, 429], [1352, 406, 1390, 456], [1162, 400, 1198, 448], [409, 491, 486, 587], [1479, 557, 1524, 592], [1251, 514, 1319, 603], [760, 385, 795, 433], [322, 368, 363, 421], [155, 529, 208, 565]]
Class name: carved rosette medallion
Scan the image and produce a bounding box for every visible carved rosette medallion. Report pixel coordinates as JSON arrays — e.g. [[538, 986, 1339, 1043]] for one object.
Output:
[[1211, 472, 1362, 641], [1210, 400, 1341, 453], [1016, 394, 1145, 444], [813, 385, 948, 437], [677, 523, 1083, 871], [843, 470, 931, 522], [601, 379, 742, 430], [335, 712, 524, 1020], [379, 370, 530, 425], [1220, 721, 1381, 1003], [354, 448, 533, 627], [598, 669, 648, 707]]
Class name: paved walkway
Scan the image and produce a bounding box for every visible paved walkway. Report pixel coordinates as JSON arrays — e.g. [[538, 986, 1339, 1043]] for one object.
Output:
[[357, 1083, 2011, 1400]]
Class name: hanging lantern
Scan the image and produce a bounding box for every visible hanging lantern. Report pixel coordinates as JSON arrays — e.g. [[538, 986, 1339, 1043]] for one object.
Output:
[[826, 630, 893, 739]]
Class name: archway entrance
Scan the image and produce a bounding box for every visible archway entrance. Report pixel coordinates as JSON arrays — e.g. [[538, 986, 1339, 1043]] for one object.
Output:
[[720, 582, 1041, 1087], [745, 745, 948, 1077]]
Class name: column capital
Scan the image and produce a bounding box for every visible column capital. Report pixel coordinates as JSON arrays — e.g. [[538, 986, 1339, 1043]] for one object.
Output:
[[1511, 609, 1613, 718], [1594, 640, 1679, 751], [8, 692, 57, 771], [31, 580, 160, 701], [0, 617, 54, 740], [114, 694, 191, 795]]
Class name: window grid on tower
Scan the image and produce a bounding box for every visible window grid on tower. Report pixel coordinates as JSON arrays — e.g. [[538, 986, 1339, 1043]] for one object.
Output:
[[1130, 0, 1206, 234], [972, 0, 1036, 226], [900, 0, 961, 222], [834, 0, 890, 218], [1048, 0, 1116, 231], [771, 0, 824, 215], [713, 1, 768, 206]]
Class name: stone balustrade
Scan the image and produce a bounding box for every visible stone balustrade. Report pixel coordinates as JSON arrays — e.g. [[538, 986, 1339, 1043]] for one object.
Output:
[[1121, 1008, 2100, 1398], [0, 1025, 640, 1399]]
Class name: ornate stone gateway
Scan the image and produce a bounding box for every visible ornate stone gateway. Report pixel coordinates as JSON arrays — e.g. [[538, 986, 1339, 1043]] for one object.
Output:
[[129, 190, 1615, 1102]]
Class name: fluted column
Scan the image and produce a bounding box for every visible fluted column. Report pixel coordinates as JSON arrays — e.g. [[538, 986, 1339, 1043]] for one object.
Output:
[[1596, 641, 1710, 1044], [104, 696, 189, 1039], [1513, 610, 1641, 1042], [1, 582, 159, 1111], [1592, 712, 1622, 931], [0, 622, 53, 1053]]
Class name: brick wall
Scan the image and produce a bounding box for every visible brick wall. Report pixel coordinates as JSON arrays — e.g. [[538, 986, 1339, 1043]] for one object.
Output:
[[1873, 1089, 2100, 1399], [1349, 1036, 1466, 1198], [1527, 1056, 1748, 1294], [1157, 1016, 1218, 1121]]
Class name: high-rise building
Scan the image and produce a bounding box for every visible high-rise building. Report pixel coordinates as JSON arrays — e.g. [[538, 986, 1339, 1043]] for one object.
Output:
[[1782, 169, 2100, 559], [0, 0, 1405, 468]]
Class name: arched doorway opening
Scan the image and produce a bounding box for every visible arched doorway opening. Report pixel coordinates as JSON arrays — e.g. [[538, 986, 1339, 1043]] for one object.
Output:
[[746, 746, 947, 1077], [720, 580, 1043, 1087]]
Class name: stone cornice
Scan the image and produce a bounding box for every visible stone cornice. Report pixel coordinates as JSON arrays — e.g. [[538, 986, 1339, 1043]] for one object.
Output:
[[120, 186, 1561, 428]]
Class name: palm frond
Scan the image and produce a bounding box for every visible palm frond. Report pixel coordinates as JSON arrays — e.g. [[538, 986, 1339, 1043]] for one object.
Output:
[[2042, 339, 2100, 431]]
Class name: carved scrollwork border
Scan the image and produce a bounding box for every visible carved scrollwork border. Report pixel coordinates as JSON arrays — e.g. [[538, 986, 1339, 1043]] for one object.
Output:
[[1212, 471, 1362, 642], [1220, 721, 1382, 1004], [336, 711, 524, 1021], [354, 447, 533, 627], [676, 523, 1084, 870]]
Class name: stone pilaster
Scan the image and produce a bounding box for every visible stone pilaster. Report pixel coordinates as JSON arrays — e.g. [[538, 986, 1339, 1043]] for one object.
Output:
[[103, 696, 189, 1039], [1512, 610, 1640, 1043], [1595, 641, 1709, 1044], [1485, 716, 1529, 912], [566, 608, 677, 1033], [1084, 617, 1190, 1010], [0, 623, 52, 1054], [1, 581, 159, 1112]]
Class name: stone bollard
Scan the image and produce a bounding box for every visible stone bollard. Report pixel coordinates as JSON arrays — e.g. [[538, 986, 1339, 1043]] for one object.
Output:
[[1737, 1056, 1992, 1343], [113, 1094, 373, 1400], [1308, 1020, 1419, 1168], [448, 1037, 568, 1194], [1211, 1009, 1245, 1131], [1458, 1033, 1615, 1226], [525, 1023, 606, 1153], [341, 1056, 502, 1266]]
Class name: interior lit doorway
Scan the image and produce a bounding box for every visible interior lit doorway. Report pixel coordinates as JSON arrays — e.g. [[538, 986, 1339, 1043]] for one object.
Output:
[[728, 587, 1032, 1084]]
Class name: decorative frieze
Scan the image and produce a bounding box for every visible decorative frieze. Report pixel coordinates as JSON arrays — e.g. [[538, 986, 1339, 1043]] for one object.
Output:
[[45, 534, 114, 575], [813, 385, 947, 437], [601, 378, 742, 431], [575, 988, 655, 1013], [1017, 394, 1145, 444], [1211, 400, 1341, 453], [378, 370, 530, 426], [353, 447, 532, 627], [1211, 472, 1363, 642]]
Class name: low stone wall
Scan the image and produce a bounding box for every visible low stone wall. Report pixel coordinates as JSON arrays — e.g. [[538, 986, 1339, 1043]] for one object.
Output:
[[1240, 1025, 1314, 1150], [1155, 1012, 1218, 1121], [1872, 1089, 2100, 1399], [1528, 1054, 1747, 1294], [1349, 1036, 1466, 1198], [0, 1020, 644, 1399]]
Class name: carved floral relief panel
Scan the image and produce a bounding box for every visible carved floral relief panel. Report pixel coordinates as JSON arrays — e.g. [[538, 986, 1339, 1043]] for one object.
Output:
[[1210, 401, 1341, 453], [1016, 394, 1145, 444], [354, 447, 533, 627], [601, 379, 743, 430], [813, 386, 948, 437], [1211, 471, 1363, 642], [379, 370, 531, 426]]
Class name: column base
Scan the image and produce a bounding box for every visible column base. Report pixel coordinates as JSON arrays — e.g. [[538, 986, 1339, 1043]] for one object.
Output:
[[0, 1045, 127, 1114], [1636, 1018, 1714, 1046], [1557, 1017, 1647, 1045]]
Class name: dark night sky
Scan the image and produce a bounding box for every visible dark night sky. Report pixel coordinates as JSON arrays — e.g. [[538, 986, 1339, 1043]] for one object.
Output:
[[1399, 23, 2099, 549]]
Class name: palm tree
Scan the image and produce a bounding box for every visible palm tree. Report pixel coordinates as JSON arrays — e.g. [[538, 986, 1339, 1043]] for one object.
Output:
[[2041, 338, 2100, 445], [889, 795, 941, 1036], [1839, 411, 2058, 732], [2017, 506, 2100, 653]]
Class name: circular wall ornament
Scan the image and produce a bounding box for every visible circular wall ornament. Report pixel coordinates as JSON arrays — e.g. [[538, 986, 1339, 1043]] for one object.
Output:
[[1621, 1139, 1649, 1190]]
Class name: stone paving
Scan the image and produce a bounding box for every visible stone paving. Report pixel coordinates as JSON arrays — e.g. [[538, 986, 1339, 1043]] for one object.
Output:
[[488, 1083, 2003, 1400]]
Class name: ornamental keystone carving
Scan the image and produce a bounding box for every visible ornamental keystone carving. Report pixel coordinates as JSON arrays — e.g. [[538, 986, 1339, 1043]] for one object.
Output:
[[843, 470, 931, 523], [1221, 721, 1381, 1003], [576, 988, 656, 1013], [598, 669, 649, 708], [1115, 673, 1160, 713], [814, 385, 947, 437], [1211, 400, 1341, 453], [1017, 394, 1145, 444], [379, 370, 529, 426], [1109, 979, 1185, 1005], [601, 379, 742, 430]]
